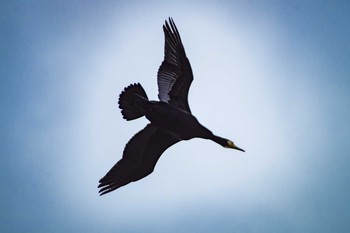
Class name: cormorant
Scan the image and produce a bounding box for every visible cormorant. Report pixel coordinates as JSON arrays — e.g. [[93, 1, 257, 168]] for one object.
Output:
[[98, 18, 244, 196]]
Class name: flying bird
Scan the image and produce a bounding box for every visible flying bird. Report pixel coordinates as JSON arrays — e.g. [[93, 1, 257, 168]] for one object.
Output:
[[98, 18, 244, 195]]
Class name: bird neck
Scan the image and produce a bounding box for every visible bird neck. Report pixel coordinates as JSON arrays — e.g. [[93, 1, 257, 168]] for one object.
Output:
[[210, 135, 228, 147]]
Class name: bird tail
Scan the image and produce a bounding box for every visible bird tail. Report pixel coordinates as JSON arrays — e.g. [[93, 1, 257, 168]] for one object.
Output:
[[118, 83, 149, 121]]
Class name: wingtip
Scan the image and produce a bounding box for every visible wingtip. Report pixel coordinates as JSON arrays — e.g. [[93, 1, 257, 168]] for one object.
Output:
[[98, 191, 106, 196], [98, 188, 107, 196], [98, 185, 110, 195], [164, 17, 174, 26], [164, 19, 170, 29]]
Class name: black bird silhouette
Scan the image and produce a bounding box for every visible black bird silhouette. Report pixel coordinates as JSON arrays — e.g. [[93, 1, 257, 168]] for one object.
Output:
[[98, 18, 244, 195]]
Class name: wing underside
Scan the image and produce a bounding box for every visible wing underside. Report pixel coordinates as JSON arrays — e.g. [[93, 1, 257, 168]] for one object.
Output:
[[98, 124, 179, 195], [157, 18, 193, 113]]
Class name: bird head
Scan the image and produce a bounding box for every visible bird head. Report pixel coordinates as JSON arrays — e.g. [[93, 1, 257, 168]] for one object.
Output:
[[226, 140, 245, 152]]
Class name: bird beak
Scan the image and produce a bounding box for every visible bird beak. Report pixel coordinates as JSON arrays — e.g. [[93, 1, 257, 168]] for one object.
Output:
[[227, 140, 245, 152]]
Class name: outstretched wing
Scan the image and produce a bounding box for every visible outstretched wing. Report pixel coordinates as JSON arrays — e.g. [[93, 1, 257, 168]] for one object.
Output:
[[98, 124, 180, 195], [157, 17, 193, 113]]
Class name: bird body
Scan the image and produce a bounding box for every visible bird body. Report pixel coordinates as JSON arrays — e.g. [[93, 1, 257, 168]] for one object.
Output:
[[98, 18, 244, 196], [145, 101, 210, 140]]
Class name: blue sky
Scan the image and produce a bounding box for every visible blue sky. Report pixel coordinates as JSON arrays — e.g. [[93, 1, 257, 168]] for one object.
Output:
[[1, 1, 350, 232]]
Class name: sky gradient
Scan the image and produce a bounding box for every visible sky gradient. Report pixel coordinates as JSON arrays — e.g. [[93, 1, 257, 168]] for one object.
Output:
[[1, 1, 350, 232]]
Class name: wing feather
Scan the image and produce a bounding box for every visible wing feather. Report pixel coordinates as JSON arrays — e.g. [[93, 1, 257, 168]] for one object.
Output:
[[98, 124, 179, 195], [157, 18, 193, 113]]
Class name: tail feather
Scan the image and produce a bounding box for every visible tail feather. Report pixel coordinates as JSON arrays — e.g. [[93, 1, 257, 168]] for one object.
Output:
[[118, 83, 148, 120]]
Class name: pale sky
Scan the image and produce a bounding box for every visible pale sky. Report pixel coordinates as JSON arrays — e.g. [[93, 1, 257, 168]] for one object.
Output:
[[1, 1, 350, 232]]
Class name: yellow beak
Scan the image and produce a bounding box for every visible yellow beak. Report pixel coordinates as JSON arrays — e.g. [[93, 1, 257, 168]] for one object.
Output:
[[227, 140, 245, 152]]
